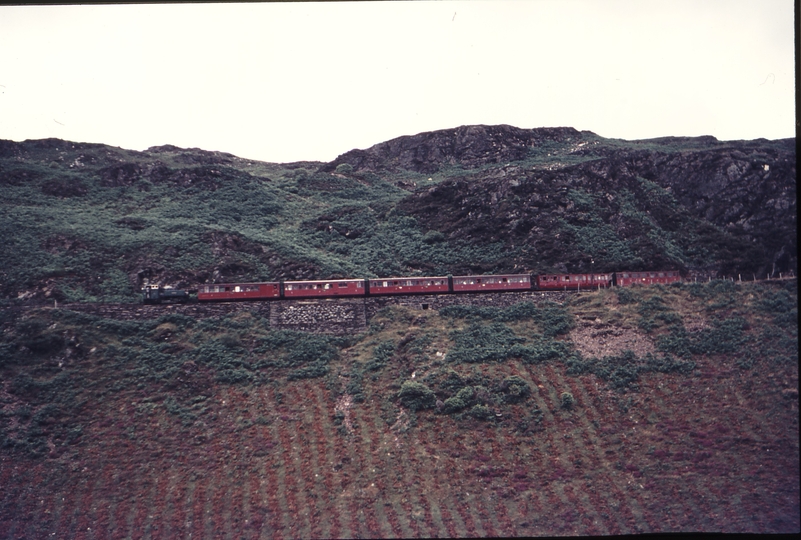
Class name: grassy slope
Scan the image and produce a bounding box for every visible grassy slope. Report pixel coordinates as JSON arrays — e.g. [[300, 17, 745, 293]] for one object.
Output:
[[0, 279, 797, 535], [1, 133, 794, 303]]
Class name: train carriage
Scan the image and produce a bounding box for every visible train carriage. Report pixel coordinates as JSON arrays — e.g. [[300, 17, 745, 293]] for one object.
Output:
[[535, 273, 614, 291], [368, 277, 450, 296], [614, 270, 680, 287], [282, 278, 367, 298], [452, 274, 532, 292], [197, 282, 281, 302]]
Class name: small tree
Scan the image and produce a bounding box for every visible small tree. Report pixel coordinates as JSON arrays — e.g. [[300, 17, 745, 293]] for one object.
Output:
[[560, 391, 575, 409]]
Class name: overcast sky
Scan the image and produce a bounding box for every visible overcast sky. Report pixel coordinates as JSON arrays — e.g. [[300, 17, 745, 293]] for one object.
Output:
[[0, 0, 795, 163]]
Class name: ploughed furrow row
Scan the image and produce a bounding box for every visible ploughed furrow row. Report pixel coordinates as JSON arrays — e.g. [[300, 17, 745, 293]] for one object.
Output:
[[309, 384, 348, 539], [627, 377, 734, 532], [285, 382, 327, 539], [653, 364, 798, 533], [499, 364, 559, 535], [350, 402, 394, 538], [3, 463, 36, 539], [415, 419, 464, 538], [338, 408, 369, 538], [359, 402, 408, 538], [507, 360, 609, 535], [392, 419, 436, 538], [60, 469, 94, 538], [280, 401, 314, 538], [22, 463, 60, 539], [497, 361, 560, 533], [515, 364, 580, 535], [406, 427, 449, 537], [648, 374, 737, 531], [220, 414, 239, 539], [558, 370, 647, 535], [262, 385, 297, 537], [0, 460, 22, 535], [343, 405, 382, 537], [89, 463, 117, 539], [460, 425, 502, 537], [544, 364, 652, 534], [10, 466, 35, 539], [479, 427, 514, 536], [570, 373, 682, 532], [187, 471, 207, 539], [567, 374, 660, 534], [204, 392, 232, 540], [167, 466, 190, 540], [485, 362, 537, 534], [200, 473, 217, 539], [142, 463, 171, 540], [78, 464, 106, 540], [253, 386, 286, 537], [529, 363, 639, 534], [364, 408, 411, 538], [437, 427, 483, 537]]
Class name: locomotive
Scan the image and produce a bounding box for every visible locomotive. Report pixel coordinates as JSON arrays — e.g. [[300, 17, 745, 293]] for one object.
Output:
[[141, 271, 680, 304]]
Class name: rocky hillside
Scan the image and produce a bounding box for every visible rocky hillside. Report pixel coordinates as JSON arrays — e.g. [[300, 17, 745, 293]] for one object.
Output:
[[0, 125, 795, 302]]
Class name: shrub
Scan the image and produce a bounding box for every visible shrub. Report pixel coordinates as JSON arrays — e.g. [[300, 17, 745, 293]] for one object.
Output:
[[335, 163, 354, 175], [398, 381, 436, 411], [468, 404, 493, 420], [422, 230, 445, 244], [560, 392, 575, 409], [287, 363, 328, 381], [447, 322, 524, 364], [366, 340, 395, 371], [442, 396, 467, 414], [616, 288, 638, 305], [498, 375, 532, 404]]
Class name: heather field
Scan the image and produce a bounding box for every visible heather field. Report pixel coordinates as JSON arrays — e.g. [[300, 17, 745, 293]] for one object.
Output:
[[1, 280, 798, 537]]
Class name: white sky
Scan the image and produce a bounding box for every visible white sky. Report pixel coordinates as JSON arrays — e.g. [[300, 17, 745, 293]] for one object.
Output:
[[0, 0, 795, 163]]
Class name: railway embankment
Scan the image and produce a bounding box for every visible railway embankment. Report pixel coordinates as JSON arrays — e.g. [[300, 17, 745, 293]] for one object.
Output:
[[11, 277, 794, 334], [15, 290, 573, 334]]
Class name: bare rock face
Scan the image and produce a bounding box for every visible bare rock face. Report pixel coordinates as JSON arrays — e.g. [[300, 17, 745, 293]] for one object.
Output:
[[324, 125, 584, 174], [391, 127, 795, 276]]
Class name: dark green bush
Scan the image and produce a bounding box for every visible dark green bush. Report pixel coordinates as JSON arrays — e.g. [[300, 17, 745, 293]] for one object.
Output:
[[398, 381, 436, 411], [497, 375, 532, 403], [643, 352, 695, 374], [366, 340, 395, 371], [759, 289, 798, 328], [690, 317, 748, 355], [448, 322, 525, 364], [440, 302, 574, 337], [616, 288, 638, 305], [468, 403, 493, 420]]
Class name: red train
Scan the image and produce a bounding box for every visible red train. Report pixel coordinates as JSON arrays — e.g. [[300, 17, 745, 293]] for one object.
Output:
[[173, 270, 680, 304]]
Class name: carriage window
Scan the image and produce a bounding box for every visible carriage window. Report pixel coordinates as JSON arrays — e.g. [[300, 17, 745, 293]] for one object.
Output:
[[338, 282, 348, 288]]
